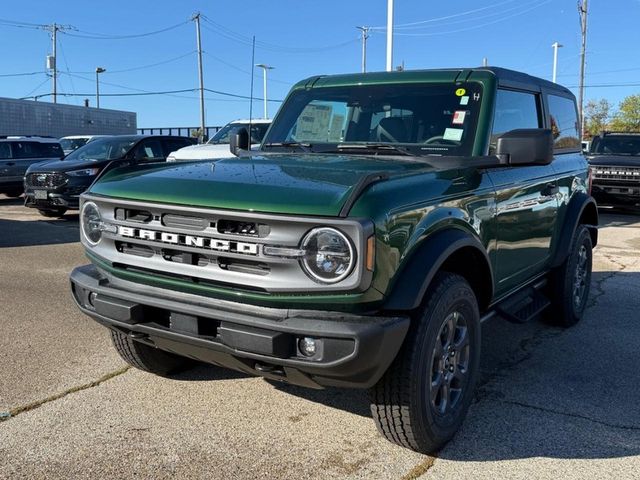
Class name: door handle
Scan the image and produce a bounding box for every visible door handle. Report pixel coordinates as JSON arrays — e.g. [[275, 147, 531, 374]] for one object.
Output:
[[542, 183, 559, 196]]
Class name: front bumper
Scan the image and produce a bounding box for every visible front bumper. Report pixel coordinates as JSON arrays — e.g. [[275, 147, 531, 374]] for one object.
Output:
[[70, 264, 409, 389], [592, 183, 640, 208], [24, 190, 80, 209]]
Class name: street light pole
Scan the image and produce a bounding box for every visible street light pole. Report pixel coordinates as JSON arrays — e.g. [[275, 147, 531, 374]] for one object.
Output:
[[551, 42, 563, 83], [95, 67, 106, 109], [255, 64, 274, 119], [386, 0, 394, 72]]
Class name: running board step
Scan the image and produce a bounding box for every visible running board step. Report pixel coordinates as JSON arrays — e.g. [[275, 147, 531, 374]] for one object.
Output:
[[496, 287, 551, 323]]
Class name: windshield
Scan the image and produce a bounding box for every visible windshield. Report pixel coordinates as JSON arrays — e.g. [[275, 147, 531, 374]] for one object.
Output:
[[64, 137, 138, 161], [263, 82, 483, 156], [591, 135, 640, 156], [207, 123, 270, 145], [60, 138, 88, 152]]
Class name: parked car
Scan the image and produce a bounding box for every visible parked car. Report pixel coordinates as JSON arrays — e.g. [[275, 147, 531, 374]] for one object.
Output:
[[59, 135, 109, 156], [166, 119, 271, 162], [69, 67, 597, 454], [588, 132, 640, 211], [24, 135, 195, 217], [0, 136, 64, 197]]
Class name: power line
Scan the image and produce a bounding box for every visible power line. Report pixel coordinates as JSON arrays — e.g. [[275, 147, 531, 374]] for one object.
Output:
[[370, 0, 519, 29], [61, 20, 189, 40], [200, 16, 358, 53], [69, 51, 197, 75], [20, 76, 51, 99], [387, 0, 553, 36], [0, 71, 44, 78], [202, 51, 292, 85]]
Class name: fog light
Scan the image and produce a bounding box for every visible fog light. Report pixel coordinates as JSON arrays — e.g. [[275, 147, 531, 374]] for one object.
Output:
[[298, 337, 317, 357]]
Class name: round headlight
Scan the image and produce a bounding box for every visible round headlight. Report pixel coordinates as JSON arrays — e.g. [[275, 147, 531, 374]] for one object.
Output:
[[81, 201, 102, 245], [300, 227, 355, 284]]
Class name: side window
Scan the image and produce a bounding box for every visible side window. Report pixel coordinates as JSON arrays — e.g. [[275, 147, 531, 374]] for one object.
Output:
[[13, 142, 42, 159], [0, 143, 10, 159], [547, 95, 580, 151], [134, 139, 164, 160], [163, 138, 191, 156], [38, 143, 63, 158], [491, 89, 540, 152]]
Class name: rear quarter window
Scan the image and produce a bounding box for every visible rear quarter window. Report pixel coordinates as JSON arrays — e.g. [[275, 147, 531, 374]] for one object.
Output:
[[547, 94, 580, 151]]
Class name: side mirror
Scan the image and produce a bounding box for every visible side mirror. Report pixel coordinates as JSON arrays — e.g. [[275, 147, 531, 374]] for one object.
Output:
[[496, 129, 553, 166], [230, 127, 250, 157]]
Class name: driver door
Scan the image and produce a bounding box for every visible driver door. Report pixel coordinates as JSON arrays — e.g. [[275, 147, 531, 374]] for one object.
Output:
[[132, 139, 165, 163]]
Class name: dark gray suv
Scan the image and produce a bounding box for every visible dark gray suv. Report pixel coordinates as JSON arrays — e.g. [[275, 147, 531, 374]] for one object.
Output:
[[0, 137, 64, 197]]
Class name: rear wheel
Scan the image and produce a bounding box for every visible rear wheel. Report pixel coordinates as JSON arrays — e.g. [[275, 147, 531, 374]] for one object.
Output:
[[110, 330, 193, 376], [370, 272, 481, 454], [547, 225, 593, 327], [37, 207, 67, 218]]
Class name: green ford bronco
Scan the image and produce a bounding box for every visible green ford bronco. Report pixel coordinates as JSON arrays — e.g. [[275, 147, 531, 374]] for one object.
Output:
[[70, 67, 598, 454]]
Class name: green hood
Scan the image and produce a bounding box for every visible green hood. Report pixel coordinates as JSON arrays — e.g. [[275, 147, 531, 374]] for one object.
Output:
[[89, 154, 433, 216]]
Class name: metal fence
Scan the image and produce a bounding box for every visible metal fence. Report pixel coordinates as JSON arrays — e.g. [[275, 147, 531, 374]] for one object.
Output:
[[137, 126, 222, 140]]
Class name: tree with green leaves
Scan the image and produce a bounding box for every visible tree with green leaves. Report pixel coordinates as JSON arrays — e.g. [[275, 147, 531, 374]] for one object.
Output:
[[584, 98, 611, 137], [610, 94, 640, 132]]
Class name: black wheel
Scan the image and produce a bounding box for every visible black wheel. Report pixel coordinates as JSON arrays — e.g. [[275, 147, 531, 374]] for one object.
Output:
[[110, 330, 193, 376], [370, 272, 481, 454], [4, 188, 22, 198], [547, 225, 593, 327], [37, 207, 67, 218]]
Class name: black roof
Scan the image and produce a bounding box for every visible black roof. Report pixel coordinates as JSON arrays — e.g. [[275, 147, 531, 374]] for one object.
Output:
[[478, 67, 574, 96]]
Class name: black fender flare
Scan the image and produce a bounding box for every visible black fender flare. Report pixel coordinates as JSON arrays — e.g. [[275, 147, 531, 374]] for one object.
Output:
[[550, 193, 598, 268], [383, 228, 494, 312]]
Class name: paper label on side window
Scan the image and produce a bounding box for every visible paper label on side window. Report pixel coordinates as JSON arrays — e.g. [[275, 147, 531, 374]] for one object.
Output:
[[443, 128, 464, 142], [452, 111, 467, 125]]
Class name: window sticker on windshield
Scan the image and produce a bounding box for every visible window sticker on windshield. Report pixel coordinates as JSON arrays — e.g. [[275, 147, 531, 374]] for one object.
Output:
[[455, 88, 466, 97], [452, 111, 467, 125], [443, 128, 464, 142], [296, 104, 333, 142], [473, 92, 481, 101], [460, 96, 469, 106]]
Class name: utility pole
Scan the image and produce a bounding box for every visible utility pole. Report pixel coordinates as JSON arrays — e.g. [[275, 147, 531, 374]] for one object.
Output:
[[356, 26, 369, 73], [44, 23, 73, 104], [192, 13, 206, 143], [551, 42, 563, 83], [255, 64, 274, 119], [578, 0, 588, 136], [482, 57, 488, 67], [386, 0, 394, 72]]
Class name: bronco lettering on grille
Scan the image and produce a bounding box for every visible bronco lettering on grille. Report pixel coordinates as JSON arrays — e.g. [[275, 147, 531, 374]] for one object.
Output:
[[117, 226, 259, 255]]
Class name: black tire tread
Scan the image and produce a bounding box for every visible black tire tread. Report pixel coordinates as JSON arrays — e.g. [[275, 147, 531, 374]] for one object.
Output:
[[110, 330, 191, 376], [370, 272, 476, 453]]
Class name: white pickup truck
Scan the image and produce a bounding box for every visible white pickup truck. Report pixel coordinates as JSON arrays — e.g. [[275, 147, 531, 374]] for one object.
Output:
[[167, 119, 271, 162]]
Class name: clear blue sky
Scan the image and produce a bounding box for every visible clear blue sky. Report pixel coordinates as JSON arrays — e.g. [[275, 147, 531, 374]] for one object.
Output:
[[1, 0, 637, 128]]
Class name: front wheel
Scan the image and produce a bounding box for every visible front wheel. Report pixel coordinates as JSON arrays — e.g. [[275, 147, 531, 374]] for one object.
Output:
[[370, 272, 481, 454], [110, 330, 193, 376], [547, 225, 593, 327], [37, 207, 67, 218]]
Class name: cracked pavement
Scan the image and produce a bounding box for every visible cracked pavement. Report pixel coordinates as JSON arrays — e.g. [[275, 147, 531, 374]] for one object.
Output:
[[1, 196, 639, 479]]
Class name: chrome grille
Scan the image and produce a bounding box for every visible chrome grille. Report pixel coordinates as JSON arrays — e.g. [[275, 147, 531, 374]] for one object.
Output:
[[592, 166, 640, 182], [82, 196, 369, 293], [26, 172, 67, 188]]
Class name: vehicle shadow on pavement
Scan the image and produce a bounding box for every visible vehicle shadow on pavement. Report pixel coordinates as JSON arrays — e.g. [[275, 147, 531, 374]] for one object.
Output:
[[599, 211, 640, 228], [0, 217, 80, 248]]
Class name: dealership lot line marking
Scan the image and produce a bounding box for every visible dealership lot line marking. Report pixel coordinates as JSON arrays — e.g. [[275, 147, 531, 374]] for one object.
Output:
[[0, 366, 130, 423]]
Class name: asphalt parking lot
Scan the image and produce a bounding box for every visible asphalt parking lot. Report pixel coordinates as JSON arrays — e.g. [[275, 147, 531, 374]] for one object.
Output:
[[1, 195, 639, 480]]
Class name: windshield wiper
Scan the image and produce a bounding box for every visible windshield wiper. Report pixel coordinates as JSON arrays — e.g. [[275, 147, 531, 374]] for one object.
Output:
[[337, 143, 413, 156], [262, 141, 312, 152]]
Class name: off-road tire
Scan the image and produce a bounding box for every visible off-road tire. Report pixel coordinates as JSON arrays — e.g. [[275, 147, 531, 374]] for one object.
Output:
[[111, 329, 193, 376], [369, 272, 481, 454], [37, 207, 67, 218], [547, 225, 593, 327]]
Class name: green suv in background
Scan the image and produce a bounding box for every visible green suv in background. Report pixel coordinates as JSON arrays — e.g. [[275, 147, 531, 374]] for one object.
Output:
[[70, 67, 598, 454]]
